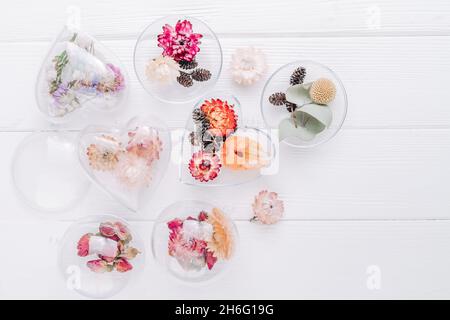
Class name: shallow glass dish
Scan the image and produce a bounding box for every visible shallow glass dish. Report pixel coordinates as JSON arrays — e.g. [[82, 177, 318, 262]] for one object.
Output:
[[134, 16, 222, 103], [152, 200, 238, 284], [261, 60, 347, 148], [58, 215, 144, 299]]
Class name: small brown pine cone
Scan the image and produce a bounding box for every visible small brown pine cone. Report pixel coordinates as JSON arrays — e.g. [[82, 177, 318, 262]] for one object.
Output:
[[268, 92, 286, 106], [179, 59, 198, 70], [285, 102, 297, 112], [290, 67, 306, 85], [177, 72, 193, 87], [191, 68, 212, 82]]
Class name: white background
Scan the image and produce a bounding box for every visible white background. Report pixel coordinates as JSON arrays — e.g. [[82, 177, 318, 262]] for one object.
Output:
[[1, 0, 450, 299]]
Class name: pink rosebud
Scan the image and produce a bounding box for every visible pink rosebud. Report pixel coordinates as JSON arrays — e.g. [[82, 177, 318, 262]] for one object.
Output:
[[119, 247, 141, 260], [87, 259, 112, 273], [114, 221, 131, 242], [99, 222, 116, 238], [115, 258, 133, 273], [205, 250, 217, 270], [98, 255, 115, 263], [77, 233, 92, 257], [198, 211, 208, 221]]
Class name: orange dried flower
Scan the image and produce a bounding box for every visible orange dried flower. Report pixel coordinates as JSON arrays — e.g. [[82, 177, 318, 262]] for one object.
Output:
[[207, 207, 235, 260], [200, 99, 237, 138], [86, 135, 122, 171]]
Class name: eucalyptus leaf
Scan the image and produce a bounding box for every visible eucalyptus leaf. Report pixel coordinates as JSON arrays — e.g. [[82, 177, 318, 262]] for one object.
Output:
[[279, 117, 316, 142], [294, 104, 332, 127], [285, 84, 311, 106]]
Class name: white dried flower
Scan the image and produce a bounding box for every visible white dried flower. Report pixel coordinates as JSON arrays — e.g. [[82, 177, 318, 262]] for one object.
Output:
[[145, 55, 180, 84], [230, 47, 267, 86]]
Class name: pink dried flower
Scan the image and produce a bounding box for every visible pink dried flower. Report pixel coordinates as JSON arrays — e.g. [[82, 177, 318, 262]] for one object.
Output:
[[99, 221, 132, 243], [77, 233, 92, 257], [115, 258, 133, 273], [157, 19, 203, 62], [205, 249, 217, 270], [126, 127, 163, 165], [87, 259, 113, 273], [119, 247, 141, 260], [99, 255, 116, 263], [188, 151, 221, 182], [252, 190, 284, 225], [99, 222, 117, 239]]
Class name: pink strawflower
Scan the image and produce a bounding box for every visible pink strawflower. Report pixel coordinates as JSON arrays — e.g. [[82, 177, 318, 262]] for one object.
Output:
[[157, 19, 202, 62], [87, 259, 112, 273], [188, 151, 221, 182], [77, 233, 92, 257], [252, 190, 284, 225], [115, 258, 133, 273]]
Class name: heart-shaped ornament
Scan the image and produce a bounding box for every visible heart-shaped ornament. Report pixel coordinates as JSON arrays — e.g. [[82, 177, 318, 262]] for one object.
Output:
[[78, 116, 171, 212], [36, 26, 128, 122]]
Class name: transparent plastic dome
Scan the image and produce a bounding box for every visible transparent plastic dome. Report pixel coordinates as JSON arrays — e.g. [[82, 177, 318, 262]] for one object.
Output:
[[59, 215, 144, 298], [152, 201, 238, 284], [11, 131, 91, 213], [36, 26, 128, 123], [261, 60, 347, 148], [78, 115, 172, 212], [180, 91, 275, 186], [134, 16, 222, 103]]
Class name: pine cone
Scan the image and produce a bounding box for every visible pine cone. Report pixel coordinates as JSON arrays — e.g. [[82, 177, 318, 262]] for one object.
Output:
[[269, 92, 286, 106], [191, 68, 212, 82], [179, 59, 198, 70], [290, 67, 306, 85], [192, 108, 208, 123], [201, 130, 222, 153], [189, 131, 199, 146], [177, 72, 193, 87]]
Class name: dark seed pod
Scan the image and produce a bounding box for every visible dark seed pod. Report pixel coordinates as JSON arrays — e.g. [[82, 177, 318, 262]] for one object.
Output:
[[191, 68, 212, 82], [177, 72, 193, 87], [285, 102, 297, 113], [269, 92, 286, 106], [192, 108, 208, 123], [290, 67, 306, 85], [189, 131, 199, 146], [179, 59, 198, 70]]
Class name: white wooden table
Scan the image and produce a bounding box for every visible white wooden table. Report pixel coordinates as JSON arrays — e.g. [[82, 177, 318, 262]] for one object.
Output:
[[1, 0, 450, 299]]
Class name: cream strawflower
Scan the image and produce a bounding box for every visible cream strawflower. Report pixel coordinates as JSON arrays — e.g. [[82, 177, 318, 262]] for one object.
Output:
[[251, 190, 284, 225], [145, 55, 180, 84], [230, 47, 267, 86]]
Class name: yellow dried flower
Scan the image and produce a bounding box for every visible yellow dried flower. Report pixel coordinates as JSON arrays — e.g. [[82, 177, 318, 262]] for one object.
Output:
[[309, 78, 336, 105], [207, 208, 235, 260], [87, 135, 122, 171]]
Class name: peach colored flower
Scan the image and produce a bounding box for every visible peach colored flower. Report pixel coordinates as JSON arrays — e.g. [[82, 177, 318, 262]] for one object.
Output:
[[115, 153, 152, 188], [86, 135, 122, 171], [207, 208, 235, 260], [252, 190, 284, 224]]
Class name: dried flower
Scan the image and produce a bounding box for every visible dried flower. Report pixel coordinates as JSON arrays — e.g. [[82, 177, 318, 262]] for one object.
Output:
[[221, 135, 270, 171], [290, 67, 306, 86], [207, 208, 234, 260], [96, 63, 125, 93], [200, 99, 237, 138], [145, 55, 180, 84], [191, 68, 211, 82], [86, 135, 122, 171], [309, 78, 336, 105], [252, 190, 284, 224], [177, 71, 193, 87], [115, 258, 133, 273], [99, 221, 132, 243], [119, 247, 141, 260], [157, 20, 203, 62], [189, 151, 221, 182], [115, 153, 152, 188], [87, 259, 113, 273], [231, 47, 267, 86], [126, 127, 162, 165], [77, 233, 92, 257]]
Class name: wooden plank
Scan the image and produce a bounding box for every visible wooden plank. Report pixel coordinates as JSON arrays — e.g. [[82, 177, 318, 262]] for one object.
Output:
[[1, 220, 450, 299], [0, 36, 449, 131], [2, 128, 450, 221], [2, 0, 450, 42]]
